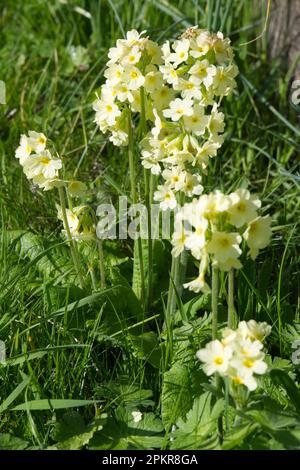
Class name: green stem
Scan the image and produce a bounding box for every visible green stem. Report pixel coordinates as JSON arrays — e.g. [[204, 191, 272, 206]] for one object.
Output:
[[144, 169, 153, 310], [58, 186, 84, 289], [166, 255, 176, 321], [127, 108, 146, 308], [227, 269, 236, 328], [140, 88, 153, 311], [211, 266, 223, 442], [211, 266, 219, 340], [97, 239, 106, 289], [89, 264, 97, 291]]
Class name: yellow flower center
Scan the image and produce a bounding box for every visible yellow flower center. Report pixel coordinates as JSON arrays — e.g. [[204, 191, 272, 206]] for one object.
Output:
[[116, 70, 122, 78], [175, 108, 184, 114], [236, 202, 246, 212], [130, 71, 138, 79], [129, 55, 135, 62], [38, 137, 46, 145], [105, 104, 113, 112], [243, 359, 254, 368], [232, 376, 243, 385], [219, 237, 230, 247], [179, 51, 185, 58], [40, 157, 50, 165], [214, 357, 224, 365]]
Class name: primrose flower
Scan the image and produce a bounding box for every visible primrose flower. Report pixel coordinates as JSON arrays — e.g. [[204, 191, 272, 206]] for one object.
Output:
[[24, 151, 62, 180], [93, 97, 121, 126], [183, 272, 210, 294], [163, 98, 194, 121], [154, 184, 177, 211], [207, 231, 242, 263], [196, 340, 232, 376], [243, 216, 272, 260], [228, 188, 261, 228]]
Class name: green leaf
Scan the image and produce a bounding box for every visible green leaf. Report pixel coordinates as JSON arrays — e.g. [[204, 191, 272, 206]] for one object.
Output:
[[7, 230, 75, 283], [95, 381, 154, 407], [270, 369, 300, 415], [50, 411, 106, 450], [170, 392, 223, 450], [130, 331, 162, 369], [222, 423, 258, 450], [12, 399, 99, 411], [0, 433, 29, 450], [161, 362, 194, 430], [89, 409, 164, 450]]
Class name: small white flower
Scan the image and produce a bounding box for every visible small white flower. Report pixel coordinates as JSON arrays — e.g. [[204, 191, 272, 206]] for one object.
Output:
[[243, 216, 272, 260], [93, 98, 121, 126], [197, 340, 232, 375], [169, 38, 190, 67], [184, 273, 211, 294], [163, 98, 194, 122], [124, 66, 145, 90], [15, 134, 32, 165], [24, 150, 62, 180], [27, 131, 47, 153], [159, 64, 179, 86], [183, 104, 209, 135], [228, 188, 261, 228], [131, 411, 143, 423], [121, 45, 142, 66], [207, 231, 242, 263], [104, 64, 124, 85], [154, 184, 177, 210]]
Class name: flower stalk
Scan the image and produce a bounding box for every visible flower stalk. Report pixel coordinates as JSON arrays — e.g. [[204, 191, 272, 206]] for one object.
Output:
[[127, 108, 146, 307], [227, 268, 236, 328]]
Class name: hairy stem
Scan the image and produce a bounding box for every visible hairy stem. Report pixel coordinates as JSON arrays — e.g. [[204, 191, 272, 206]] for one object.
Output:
[[227, 268, 236, 328], [127, 108, 146, 308]]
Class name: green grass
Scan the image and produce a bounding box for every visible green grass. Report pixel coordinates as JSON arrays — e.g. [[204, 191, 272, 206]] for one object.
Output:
[[0, 0, 300, 450]]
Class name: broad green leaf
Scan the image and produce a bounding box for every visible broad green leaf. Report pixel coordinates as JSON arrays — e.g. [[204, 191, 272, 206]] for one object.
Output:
[[161, 363, 194, 430], [222, 423, 259, 450], [7, 230, 75, 283], [270, 369, 300, 415], [130, 331, 162, 369], [50, 411, 107, 450], [170, 392, 223, 450], [95, 382, 154, 407], [89, 410, 164, 450], [0, 433, 29, 450]]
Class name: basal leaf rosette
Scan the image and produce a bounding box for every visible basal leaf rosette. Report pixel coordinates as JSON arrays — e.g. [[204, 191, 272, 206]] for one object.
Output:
[[172, 188, 272, 293]]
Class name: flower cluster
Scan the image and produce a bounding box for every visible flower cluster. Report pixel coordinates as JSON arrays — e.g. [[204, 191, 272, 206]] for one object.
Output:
[[197, 320, 271, 391], [15, 131, 62, 190], [93, 29, 163, 147], [143, 27, 238, 208], [172, 188, 271, 293]]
